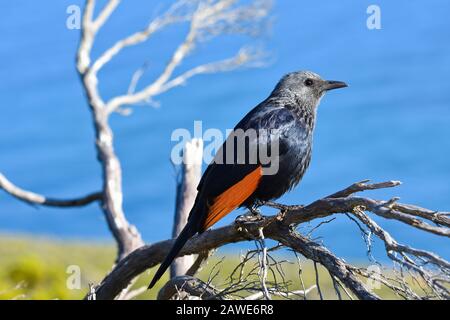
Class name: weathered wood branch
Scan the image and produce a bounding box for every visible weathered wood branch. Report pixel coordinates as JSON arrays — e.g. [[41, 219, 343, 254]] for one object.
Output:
[[90, 180, 449, 300], [157, 275, 223, 300], [245, 286, 316, 300], [171, 139, 203, 278], [351, 208, 450, 299], [105, 0, 271, 113], [77, 0, 144, 261], [0, 173, 102, 207], [271, 228, 379, 300]]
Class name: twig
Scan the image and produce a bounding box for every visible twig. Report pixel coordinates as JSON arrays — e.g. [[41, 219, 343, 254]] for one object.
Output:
[[171, 139, 203, 278], [326, 179, 401, 198], [119, 286, 148, 300], [186, 250, 214, 277], [330, 273, 342, 300], [0, 173, 102, 207], [90, 179, 450, 300], [256, 228, 271, 300], [157, 275, 224, 300], [313, 262, 323, 300], [245, 286, 316, 300]]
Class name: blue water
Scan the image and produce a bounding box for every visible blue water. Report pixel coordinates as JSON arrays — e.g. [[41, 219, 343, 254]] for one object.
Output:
[[0, 1, 449, 261]]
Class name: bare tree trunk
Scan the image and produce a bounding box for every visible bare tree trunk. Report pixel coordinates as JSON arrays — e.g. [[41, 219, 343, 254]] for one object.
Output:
[[78, 15, 145, 260], [171, 139, 203, 278]]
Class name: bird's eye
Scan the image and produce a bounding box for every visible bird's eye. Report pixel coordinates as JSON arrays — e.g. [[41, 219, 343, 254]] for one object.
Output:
[[304, 79, 313, 86]]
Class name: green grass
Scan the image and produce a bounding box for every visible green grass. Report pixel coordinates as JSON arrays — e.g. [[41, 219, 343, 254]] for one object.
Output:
[[0, 234, 115, 299], [0, 234, 417, 300]]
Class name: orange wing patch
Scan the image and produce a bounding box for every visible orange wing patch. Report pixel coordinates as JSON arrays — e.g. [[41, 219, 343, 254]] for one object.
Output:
[[203, 166, 263, 230]]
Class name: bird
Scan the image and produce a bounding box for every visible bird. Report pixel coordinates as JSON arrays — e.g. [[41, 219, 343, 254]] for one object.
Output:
[[148, 70, 347, 289]]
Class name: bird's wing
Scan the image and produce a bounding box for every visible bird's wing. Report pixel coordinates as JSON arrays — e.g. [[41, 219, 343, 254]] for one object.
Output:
[[195, 104, 297, 231], [149, 104, 297, 289], [202, 165, 263, 229]]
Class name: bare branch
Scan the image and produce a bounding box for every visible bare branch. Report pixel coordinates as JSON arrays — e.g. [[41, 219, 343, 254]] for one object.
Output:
[[186, 250, 214, 277], [90, 0, 194, 76], [105, 0, 271, 112], [119, 286, 148, 300], [256, 228, 271, 300], [90, 180, 449, 300], [283, 196, 450, 238], [313, 262, 323, 300], [77, 0, 96, 74], [92, 0, 120, 31], [77, 0, 145, 260], [392, 203, 450, 228], [153, 47, 265, 96], [351, 207, 450, 299], [157, 275, 224, 300], [326, 179, 401, 198], [245, 286, 316, 300], [273, 228, 379, 300], [0, 173, 102, 207], [171, 139, 203, 278]]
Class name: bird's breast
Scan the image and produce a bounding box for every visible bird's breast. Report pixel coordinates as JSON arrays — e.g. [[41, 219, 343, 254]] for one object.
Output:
[[251, 128, 313, 203]]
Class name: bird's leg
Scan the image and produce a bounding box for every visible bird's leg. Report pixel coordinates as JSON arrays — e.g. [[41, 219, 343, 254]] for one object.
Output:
[[235, 202, 264, 225], [235, 211, 263, 224], [249, 203, 263, 218]]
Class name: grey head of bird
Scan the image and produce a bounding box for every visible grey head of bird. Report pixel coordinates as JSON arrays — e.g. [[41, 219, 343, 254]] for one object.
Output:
[[271, 70, 348, 109]]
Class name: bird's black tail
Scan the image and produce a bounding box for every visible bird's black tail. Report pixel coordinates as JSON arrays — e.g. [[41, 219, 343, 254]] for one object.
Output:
[[148, 220, 197, 289]]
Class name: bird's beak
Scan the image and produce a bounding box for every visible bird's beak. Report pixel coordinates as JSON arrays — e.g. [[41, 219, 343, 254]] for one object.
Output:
[[323, 80, 348, 91]]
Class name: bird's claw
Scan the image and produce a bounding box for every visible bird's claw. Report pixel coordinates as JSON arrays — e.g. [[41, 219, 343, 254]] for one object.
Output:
[[276, 209, 288, 221], [234, 213, 264, 240], [235, 212, 264, 224], [249, 206, 262, 218]]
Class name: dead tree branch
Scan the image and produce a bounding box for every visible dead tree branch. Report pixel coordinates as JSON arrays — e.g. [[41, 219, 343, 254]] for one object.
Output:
[[256, 228, 271, 300], [0, 173, 102, 207], [90, 180, 449, 300], [171, 139, 203, 278], [185, 250, 214, 277], [157, 275, 224, 300], [351, 207, 450, 299], [245, 286, 316, 300], [77, 0, 144, 261]]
